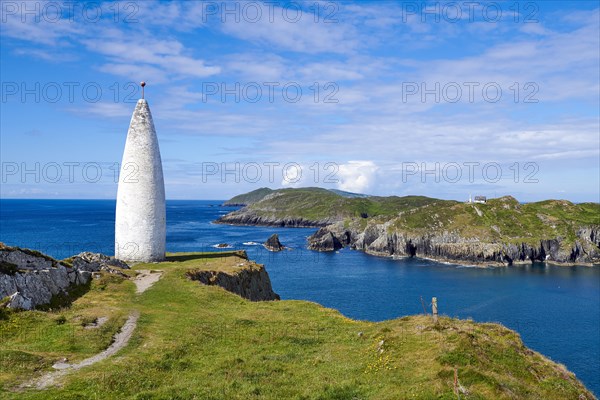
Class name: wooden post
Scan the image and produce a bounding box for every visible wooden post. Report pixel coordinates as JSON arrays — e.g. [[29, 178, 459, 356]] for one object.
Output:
[[432, 297, 438, 323], [454, 368, 460, 399]]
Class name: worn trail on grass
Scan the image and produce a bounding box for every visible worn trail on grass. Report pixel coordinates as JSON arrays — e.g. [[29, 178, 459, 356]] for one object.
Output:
[[133, 270, 163, 294], [23, 270, 163, 390]]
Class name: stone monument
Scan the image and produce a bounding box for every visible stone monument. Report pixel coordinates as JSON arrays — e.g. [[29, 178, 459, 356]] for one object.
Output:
[[115, 82, 166, 262]]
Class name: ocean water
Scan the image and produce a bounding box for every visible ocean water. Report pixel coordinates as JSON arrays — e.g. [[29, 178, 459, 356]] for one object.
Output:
[[1, 199, 598, 395]]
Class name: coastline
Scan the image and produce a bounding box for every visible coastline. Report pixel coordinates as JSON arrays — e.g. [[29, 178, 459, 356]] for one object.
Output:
[[2, 200, 599, 396], [214, 214, 331, 228], [212, 220, 323, 228], [369, 249, 599, 268], [215, 218, 600, 268]]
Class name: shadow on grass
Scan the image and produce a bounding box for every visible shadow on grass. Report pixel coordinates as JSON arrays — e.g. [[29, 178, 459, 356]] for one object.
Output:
[[166, 251, 248, 263], [35, 279, 92, 312]]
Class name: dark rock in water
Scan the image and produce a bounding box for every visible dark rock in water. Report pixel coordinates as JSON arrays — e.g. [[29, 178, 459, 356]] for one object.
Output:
[[308, 228, 343, 252], [216, 243, 230, 248], [264, 234, 285, 252]]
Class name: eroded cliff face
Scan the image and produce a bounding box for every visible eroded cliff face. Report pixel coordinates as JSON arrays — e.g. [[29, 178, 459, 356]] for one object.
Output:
[[215, 209, 335, 228], [0, 244, 129, 310], [186, 257, 280, 301], [308, 223, 600, 266]]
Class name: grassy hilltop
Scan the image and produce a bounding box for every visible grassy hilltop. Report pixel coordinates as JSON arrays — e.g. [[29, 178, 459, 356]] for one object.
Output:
[[386, 197, 599, 247], [223, 188, 276, 206], [218, 187, 438, 226], [219, 188, 600, 264], [223, 187, 370, 207], [0, 252, 594, 399]]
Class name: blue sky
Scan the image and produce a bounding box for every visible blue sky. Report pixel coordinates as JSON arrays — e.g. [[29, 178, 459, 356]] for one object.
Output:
[[1, 0, 598, 202]]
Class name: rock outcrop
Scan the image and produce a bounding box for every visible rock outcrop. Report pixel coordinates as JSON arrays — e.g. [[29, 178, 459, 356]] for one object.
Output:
[[307, 228, 344, 252], [264, 234, 285, 252], [0, 244, 129, 310], [70, 252, 129, 276], [215, 209, 335, 228], [218, 191, 600, 267], [308, 223, 600, 266], [186, 253, 279, 301]]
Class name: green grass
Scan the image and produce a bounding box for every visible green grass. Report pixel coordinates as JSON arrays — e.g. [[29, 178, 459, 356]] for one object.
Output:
[[385, 196, 600, 250], [0, 253, 593, 399], [226, 189, 599, 257], [0, 272, 133, 391], [239, 187, 439, 222], [224, 187, 274, 205]]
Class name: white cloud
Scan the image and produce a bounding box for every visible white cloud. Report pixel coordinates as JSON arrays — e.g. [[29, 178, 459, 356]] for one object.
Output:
[[223, 53, 287, 82], [219, 3, 358, 54], [73, 102, 132, 118], [2, 2, 598, 202], [336, 161, 378, 193], [84, 36, 221, 81], [1, 2, 220, 81]]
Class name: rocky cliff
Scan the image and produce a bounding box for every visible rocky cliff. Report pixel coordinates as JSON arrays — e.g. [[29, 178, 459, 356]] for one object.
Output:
[[0, 244, 129, 310], [218, 191, 599, 267], [215, 209, 333, 228], [307, 228, 344, 252], [186, 253, 280, 301], [216, 187, 431, 228], [264, 234, 285, 252], [308, 221, 600, 266]]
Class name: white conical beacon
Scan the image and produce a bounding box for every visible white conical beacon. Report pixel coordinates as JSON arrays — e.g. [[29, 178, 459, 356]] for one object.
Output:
[[115, 82, 166, 262]]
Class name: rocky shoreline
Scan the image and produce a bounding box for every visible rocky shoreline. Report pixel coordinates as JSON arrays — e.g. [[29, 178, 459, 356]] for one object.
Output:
[[214, 214, 599, 268], [307, 222, 600, 267], [215, 210, 334, 228]]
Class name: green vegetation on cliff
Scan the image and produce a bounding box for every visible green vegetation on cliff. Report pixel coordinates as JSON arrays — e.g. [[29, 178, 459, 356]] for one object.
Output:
[[0, 252, 594, 399], [223, 187, 274, 206], [221, 189, 600, 261], [221, 187, 438, 222], [387, 196, 600, 247], [223, 187, 370, 207]]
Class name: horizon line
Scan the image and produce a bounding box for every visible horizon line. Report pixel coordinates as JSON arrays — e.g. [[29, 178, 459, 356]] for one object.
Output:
[[1, 197, 599, 204]]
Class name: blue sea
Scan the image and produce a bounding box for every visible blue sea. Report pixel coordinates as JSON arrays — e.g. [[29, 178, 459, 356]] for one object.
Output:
[[1, 199, 598, 395]]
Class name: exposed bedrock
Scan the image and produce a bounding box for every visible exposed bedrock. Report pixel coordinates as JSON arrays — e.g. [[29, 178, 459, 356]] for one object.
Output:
[[264, 234, 285, 252], [308, 223, 600, 266], [215, 210, 335, 228], [0, 244, 129, 310], [186, 259, 280, 301]]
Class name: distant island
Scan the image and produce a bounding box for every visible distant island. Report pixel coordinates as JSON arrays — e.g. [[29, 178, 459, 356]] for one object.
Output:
[[217, 188, 600, 266]]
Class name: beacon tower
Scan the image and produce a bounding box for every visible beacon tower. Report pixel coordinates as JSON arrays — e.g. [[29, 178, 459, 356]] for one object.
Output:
[[115, 84, 166, 262]]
